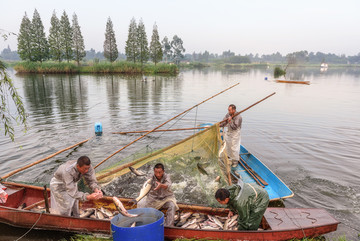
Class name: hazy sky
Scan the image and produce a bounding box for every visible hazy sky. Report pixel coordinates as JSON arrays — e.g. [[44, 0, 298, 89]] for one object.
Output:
[[1, 0, 360, 55]]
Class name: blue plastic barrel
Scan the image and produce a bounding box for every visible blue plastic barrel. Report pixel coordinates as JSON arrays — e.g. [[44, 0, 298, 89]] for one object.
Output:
[[95, 122, 102, 135], [111, 208, 164, 241]]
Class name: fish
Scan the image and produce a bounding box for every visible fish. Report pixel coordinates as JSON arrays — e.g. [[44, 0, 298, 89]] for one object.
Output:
[[100, 207, 113, 218], [215, 176, 221, 182], [130, 179, 152, 206], [232, 170, 241, 178], [176, 212, 192, 227], [208, 215, 223, 229], [181, 218, 196, 228], [228, 215, 238, 228], [194, 156, 201, 161], [129, 166, 145, 176], [130, 222, 136, 227], [200, 224, 219, 230], [197, 163, 209, 175], [96, 209, 104, 219], [80, 208, 95, 218], [187, 223, 200, 229], [218, 141, 226, 157], [223, 218, 230, 230], [89, 214, 96, 219], [113, 197, 139, 218]]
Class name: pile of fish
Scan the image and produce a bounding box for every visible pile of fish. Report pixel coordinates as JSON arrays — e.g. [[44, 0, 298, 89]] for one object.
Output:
[[174, 211, 238, 230], [79, 207, 117, 219]]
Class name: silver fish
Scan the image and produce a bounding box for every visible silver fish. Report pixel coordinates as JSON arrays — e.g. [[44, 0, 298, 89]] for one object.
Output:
[[100, 207, 113, 218], [223, 218, 230, 230], [113, 197, 138, 218], [96, 209, 104, 219], [130, 222, 136, 227], [176, 212, 192, 227], [80, 208, 95, 218], [208, 215, 223, 229], [129, 166, 146, 176], [197, 163, 209, 175], [130, 179, 152, 206], [89, 214, 96, 219], [181, 218, 196, 228]]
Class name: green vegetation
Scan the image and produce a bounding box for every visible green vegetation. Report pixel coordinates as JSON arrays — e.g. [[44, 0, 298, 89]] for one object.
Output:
[[14, 61, 178, 74], [103, 17, 118, 63], [274, 66, 286, 78], [0, 60, 28, 141]]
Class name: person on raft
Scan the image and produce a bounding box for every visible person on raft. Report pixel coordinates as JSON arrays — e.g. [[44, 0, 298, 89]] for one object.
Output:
[[220, 104, 242, 167], [138, 163, 178, 227], [215, 182, 269, 230], [50, 156, 103, 217]]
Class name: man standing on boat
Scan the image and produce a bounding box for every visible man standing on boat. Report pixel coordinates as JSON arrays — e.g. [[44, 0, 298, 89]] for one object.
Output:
[[50, 156, 103, 217], [137, 163, 178, 226], [220, 104, 242, 167], [215, 182, 269, 230]]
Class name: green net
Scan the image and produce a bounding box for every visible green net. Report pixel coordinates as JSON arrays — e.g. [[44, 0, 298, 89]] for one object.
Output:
[[96, 123, 232, 206]]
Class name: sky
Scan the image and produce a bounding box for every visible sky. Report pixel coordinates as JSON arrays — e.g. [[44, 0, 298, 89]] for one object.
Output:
[[1, 0, 360, 56]]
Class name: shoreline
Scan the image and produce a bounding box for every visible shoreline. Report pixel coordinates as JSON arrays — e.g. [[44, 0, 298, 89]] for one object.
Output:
[[12, 61, 179, 75]]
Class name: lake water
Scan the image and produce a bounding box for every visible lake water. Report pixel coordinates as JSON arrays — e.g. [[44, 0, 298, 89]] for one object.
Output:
[[0, 66, 359, 239]]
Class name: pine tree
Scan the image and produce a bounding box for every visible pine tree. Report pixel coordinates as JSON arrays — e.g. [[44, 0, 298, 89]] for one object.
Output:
[[161, 36, 172, 63], [149, 23, 163, 65], [136, 19, 149, 67], [17, 12, 33, 61], [72, 13, 86, 65], [30, 9, 49, 62], [60, 11, 73, 62], [125, 18, 138, 63], [48, 10, 62, 62], [103, 17, 118, 62], [171, 35, 185, 65]]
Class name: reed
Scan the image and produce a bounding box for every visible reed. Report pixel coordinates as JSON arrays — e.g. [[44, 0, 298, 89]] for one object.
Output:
[[14, 61, 178, 75]]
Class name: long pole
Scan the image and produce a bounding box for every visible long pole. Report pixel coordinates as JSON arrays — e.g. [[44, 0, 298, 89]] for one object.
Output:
[[111, 127, 208, 135], [1, 137, 93, 180], [219, 92, 276, 125], [94, 82, 240, 169]]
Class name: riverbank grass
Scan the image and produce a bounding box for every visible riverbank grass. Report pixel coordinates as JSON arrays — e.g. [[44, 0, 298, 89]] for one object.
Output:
[[14, 61, 178, 75]]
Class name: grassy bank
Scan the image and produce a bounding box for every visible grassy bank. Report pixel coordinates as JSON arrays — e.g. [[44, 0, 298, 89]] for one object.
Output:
[[13, 61, 178, 75]]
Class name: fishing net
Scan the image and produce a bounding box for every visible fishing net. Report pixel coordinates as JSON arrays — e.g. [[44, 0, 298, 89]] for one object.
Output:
[[96, 123, 232, 206]]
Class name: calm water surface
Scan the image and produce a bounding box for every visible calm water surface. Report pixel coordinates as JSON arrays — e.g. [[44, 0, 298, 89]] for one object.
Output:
[[0, 67, 359, 239]]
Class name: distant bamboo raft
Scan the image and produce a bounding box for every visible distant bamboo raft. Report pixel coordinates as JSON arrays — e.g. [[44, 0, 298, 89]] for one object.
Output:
[[276, 80, 310, 85]]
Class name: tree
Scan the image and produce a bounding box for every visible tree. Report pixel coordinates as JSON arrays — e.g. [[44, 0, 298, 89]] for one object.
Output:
[[136, 18, 149, 67], [149, 23, 163, 65], [103, 17, 118, 62], [48, 10, 62, 62], [30, 9, 49, 62], [171, 35, 185, 65], [17, 12, 33, 61], [161, 36, 172, 63], [72, 13, 86, 65], [125, 18, 138, 63], [60, 11, 73, 62], [0, 60, 27, 141]]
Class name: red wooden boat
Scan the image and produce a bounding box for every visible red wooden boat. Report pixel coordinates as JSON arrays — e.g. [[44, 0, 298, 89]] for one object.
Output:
[[0, 182, 339, 240]]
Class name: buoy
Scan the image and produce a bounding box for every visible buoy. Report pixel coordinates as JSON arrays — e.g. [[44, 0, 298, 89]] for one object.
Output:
[[95, 122, 102, 136]]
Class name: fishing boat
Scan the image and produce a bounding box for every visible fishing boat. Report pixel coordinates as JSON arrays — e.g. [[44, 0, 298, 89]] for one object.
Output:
[[234, 145, 294, 201], [0, 182, 339, 240], [275, 80, 310, 85]]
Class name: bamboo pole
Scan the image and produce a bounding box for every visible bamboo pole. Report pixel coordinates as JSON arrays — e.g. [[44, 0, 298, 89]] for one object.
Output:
[[219, 92, 276, 125], [1, 137, 93, 180], [111, 127, 208, 135], [94, 82, 240, 169]]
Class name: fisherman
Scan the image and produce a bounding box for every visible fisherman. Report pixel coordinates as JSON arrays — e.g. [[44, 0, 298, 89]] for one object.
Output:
[[220, 104, 242, 167], [50, 156, 103, 217], [215, 183, 269, 230], [137, 163, 178, 227]]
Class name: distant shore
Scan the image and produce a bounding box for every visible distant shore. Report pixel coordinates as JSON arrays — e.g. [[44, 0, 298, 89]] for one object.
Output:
[[13, 61, 178, 75]]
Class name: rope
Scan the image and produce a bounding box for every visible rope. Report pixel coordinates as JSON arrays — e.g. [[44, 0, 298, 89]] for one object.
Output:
[[191, 106, 198, 152], [15, 211, 43, 241]]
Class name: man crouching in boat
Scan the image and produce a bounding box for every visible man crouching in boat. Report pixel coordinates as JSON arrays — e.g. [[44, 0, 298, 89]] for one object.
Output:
[[215, 182, 269, 230], [50, 156, 103, 217], [137, 163, 178, 226]]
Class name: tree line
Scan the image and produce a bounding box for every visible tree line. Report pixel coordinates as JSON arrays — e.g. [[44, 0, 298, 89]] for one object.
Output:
[[16, 9, 186, 65]]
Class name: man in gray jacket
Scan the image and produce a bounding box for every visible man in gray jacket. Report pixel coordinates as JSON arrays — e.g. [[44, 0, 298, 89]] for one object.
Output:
[[50, 156, 103, 217], [220, 104, 242, 167]]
